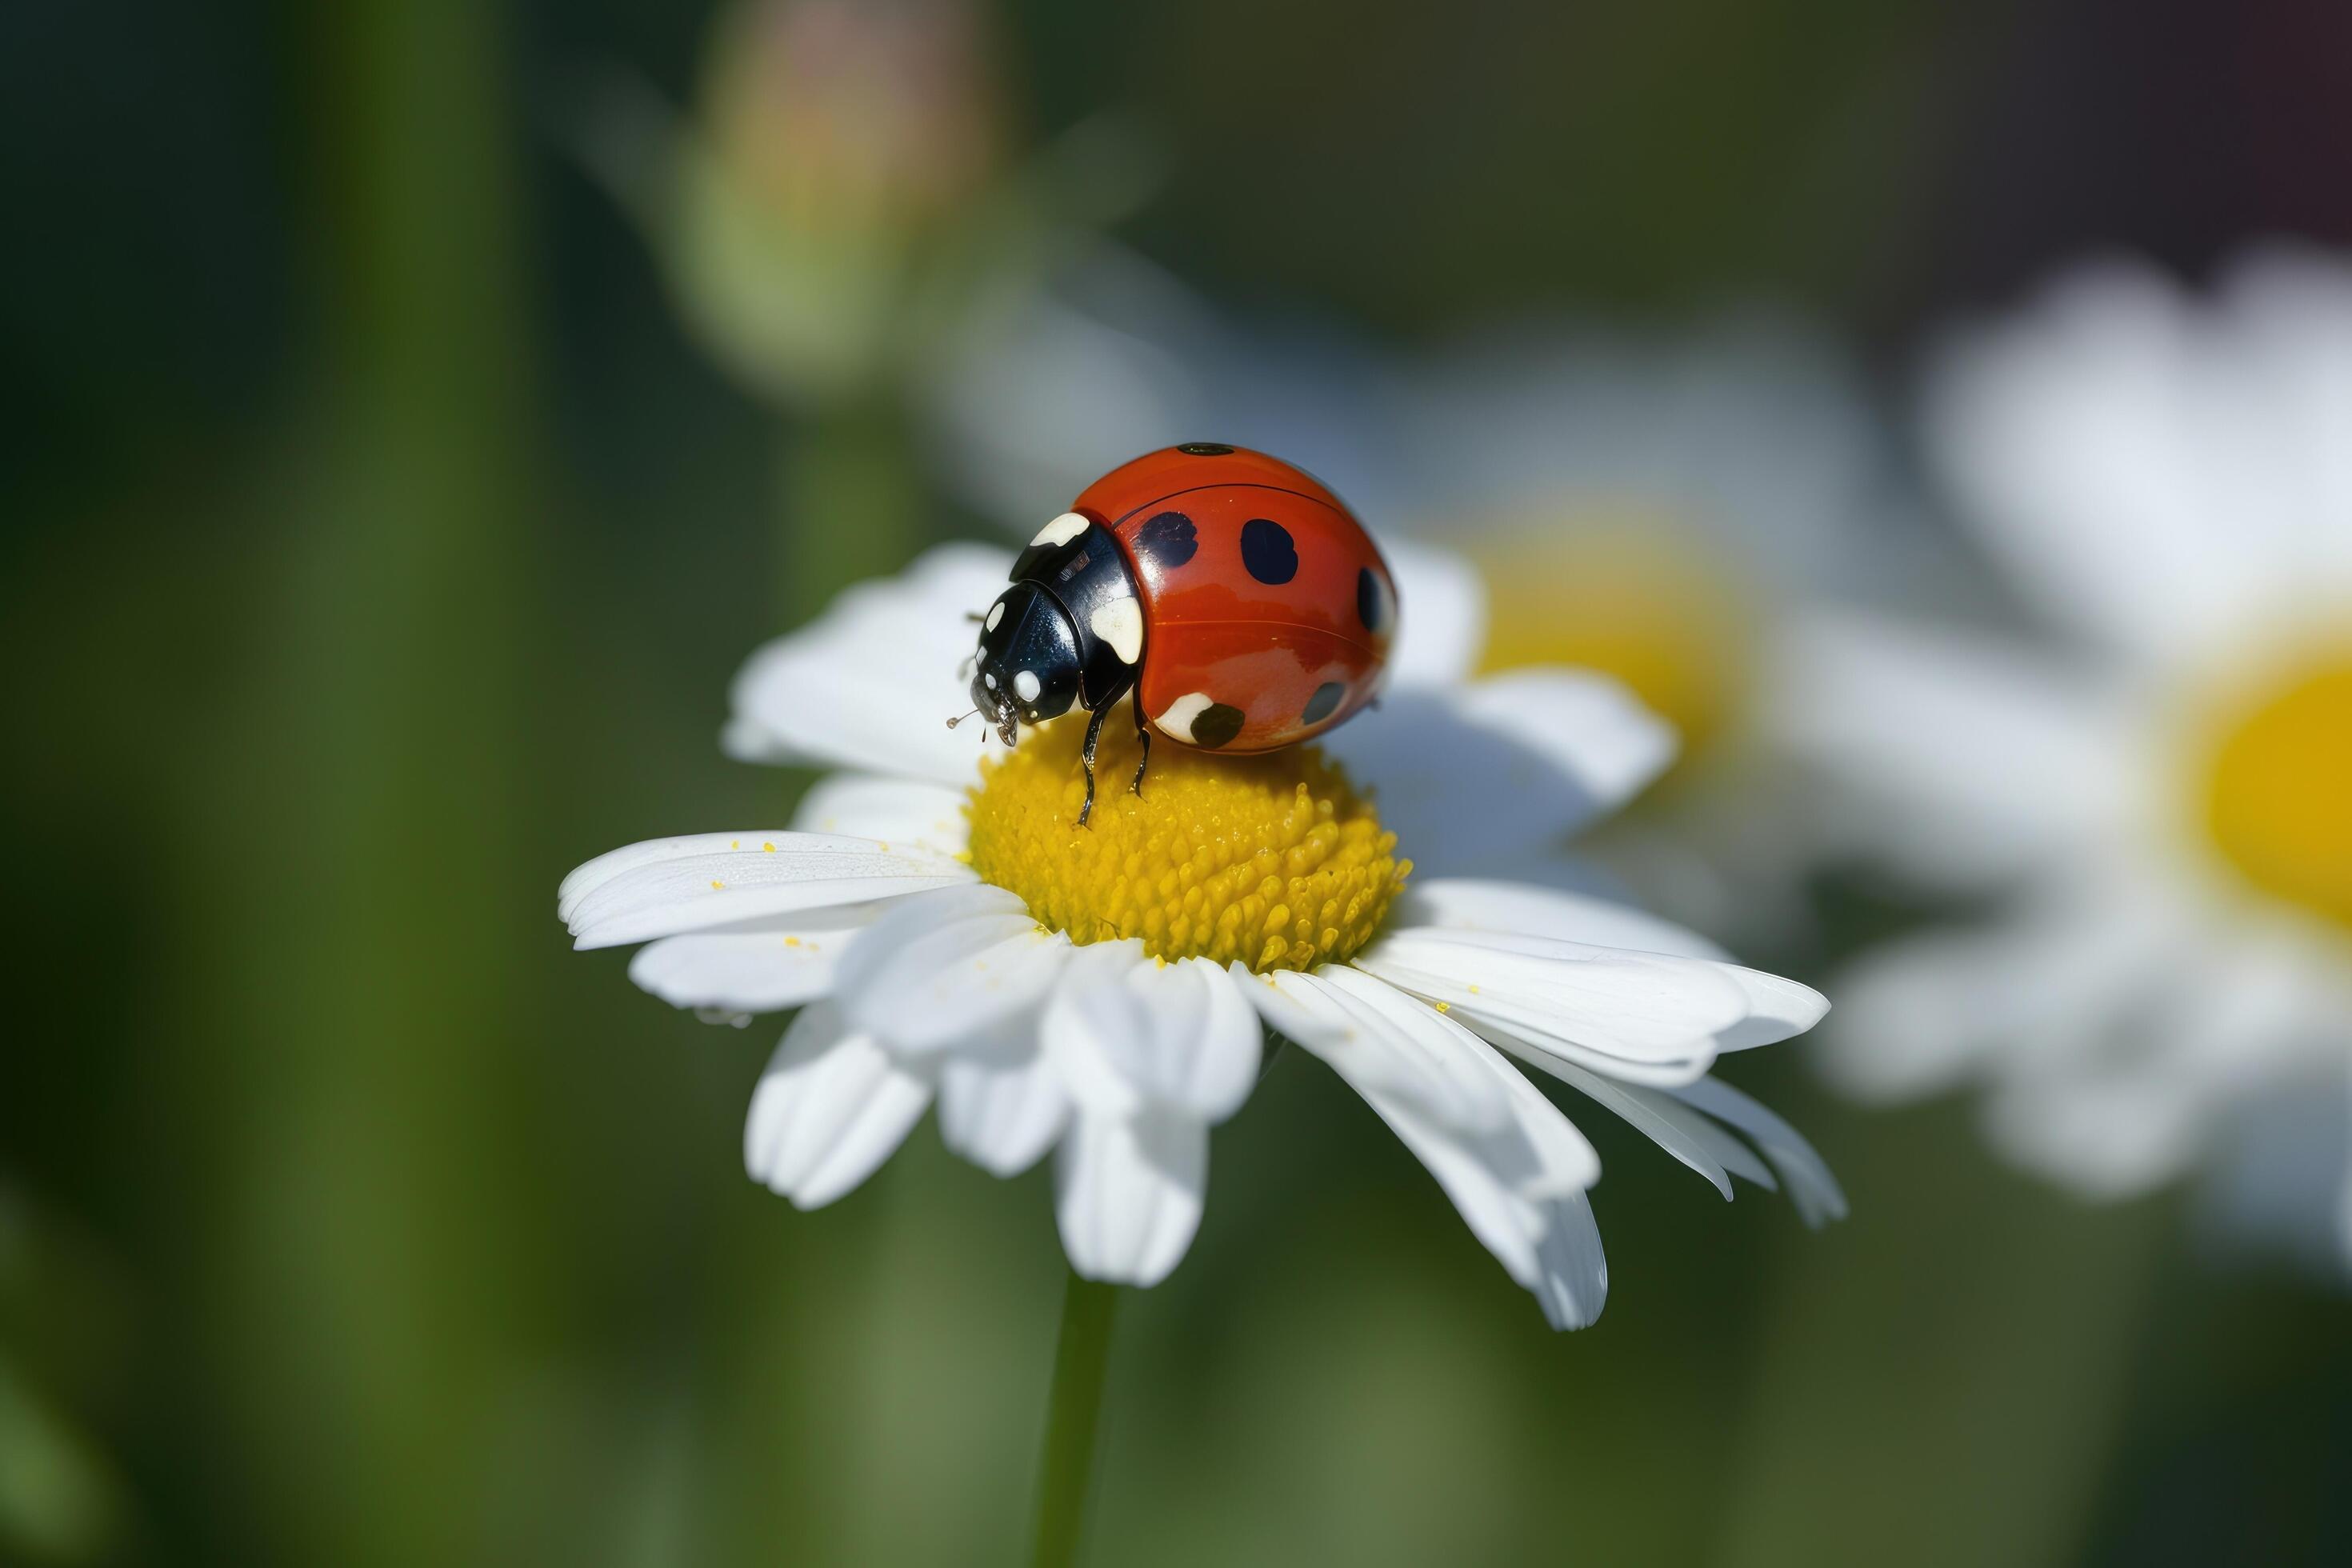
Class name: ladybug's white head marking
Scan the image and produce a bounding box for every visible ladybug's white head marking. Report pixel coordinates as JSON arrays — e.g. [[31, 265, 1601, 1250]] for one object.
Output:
[[1030, 511, 1090, 549]]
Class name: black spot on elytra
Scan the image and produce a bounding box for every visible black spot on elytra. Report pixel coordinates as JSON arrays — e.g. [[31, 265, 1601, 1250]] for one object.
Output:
[[1175, 442, 1234, 456], [1191, 702, 1246, 749], [1356, 566, 1390, 632], [1239, 518, 1298, 584], [1134, 510, 1198, 567], [1302, 682, 1346, 726]]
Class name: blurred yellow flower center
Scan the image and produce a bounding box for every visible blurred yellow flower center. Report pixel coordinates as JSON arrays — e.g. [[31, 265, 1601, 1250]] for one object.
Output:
[[2201, 652, 2352, 931], [1470, 513, 1751, 763], [965, 713, 1410, 973]]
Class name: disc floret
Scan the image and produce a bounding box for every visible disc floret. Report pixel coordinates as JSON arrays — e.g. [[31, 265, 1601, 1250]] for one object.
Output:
[[965, 714, 1410, 972]]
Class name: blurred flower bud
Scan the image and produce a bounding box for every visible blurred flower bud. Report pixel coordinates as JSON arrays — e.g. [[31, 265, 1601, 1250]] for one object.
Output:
[[671, 0, 1007, 403]]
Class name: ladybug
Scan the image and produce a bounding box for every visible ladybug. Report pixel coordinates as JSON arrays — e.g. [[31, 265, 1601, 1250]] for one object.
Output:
[[960, 442, 1398, 824]]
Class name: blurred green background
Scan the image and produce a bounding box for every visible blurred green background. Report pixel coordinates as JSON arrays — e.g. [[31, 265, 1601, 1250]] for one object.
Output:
[[6, 0, 2351, 1562]]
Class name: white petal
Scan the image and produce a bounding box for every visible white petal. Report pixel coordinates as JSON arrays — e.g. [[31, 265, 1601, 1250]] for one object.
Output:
[[1045, 945, 1262, 1122], [1041, 942, 1154, 1117], [724, 543, 1011, 784], [1282, 976, 1606, 1317], [1531, 1190, 1609, 1331], [1384, 539, 1489, 688], [1766, 610, 2138, 886], [790, 774, 972, 858], [562, 832, 971, 950], [2218, 250, 2352, 595], [831, 884, 1070, 1053], [1349, 1089, 1546, 1287], [1925, 263, 2232, 656], [2195, 1072, 2352, 1278], [1321, 670, 1674, 870], [1817, 882, 2189, 1103], [743, 1002, 931, 1210], [1670, 1074, 1848, 1226], [1489, 1034, 1606, 1198], [1981, 1065, 2209, 1201], [1333, 1022, 1602, 1306], [1378, 889, 1828, 1054], [1452, 668, 1679, 806], [1969, 932, 2325, 1202], [1145, 959, 1264, 1122], [1709, 968, 1833, 1052], [1390, 878, 1829, 1052], [1388, 878, 1731, 961], [1235, 965, 1513, 1131], [627, 918, 865, 1013], [1054, 1110, 1207, 1286], [1921, 254, 2352, 663], [1531, 1056, 1768, 1199], [1353, 928, 1751, 1085], [562, 830, 854, 918], [936, 1018, 1072, 1177]]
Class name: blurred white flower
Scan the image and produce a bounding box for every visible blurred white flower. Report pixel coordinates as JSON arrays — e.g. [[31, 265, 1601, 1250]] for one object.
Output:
[[562, 544, 1840, 1326], [918, 251, 1930, 940], [1774, 247, 2352, 1270], [1383, 320, 1931, 941]]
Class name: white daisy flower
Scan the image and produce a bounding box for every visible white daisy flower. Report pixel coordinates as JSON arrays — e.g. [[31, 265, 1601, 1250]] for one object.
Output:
[[1772, 246, 2352, 1270], [561, 542, 1842, 1326]]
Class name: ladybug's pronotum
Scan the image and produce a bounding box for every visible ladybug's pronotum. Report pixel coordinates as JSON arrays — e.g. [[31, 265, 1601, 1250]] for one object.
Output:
[[958, 443, 1398, 824]]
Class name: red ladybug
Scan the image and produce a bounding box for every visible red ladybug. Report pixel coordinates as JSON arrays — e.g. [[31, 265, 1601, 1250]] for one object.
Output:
[[962, 442, 1397, 824]]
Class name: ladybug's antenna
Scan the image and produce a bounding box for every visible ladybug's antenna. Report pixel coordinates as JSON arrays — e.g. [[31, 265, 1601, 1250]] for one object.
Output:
[[945, 706, 980, 730]]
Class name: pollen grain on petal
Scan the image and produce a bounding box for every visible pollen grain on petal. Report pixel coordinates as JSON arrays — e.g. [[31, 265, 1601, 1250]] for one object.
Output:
[[964, 711, 1408, 972]]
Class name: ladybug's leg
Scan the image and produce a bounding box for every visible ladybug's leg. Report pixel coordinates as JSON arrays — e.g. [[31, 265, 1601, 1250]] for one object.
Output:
[[1129, 702, 1151, 800], [1077, 703, 1110, 828]]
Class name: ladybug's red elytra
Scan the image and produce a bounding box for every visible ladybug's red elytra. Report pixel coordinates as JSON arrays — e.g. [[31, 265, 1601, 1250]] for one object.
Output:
[[961, 443, 1398, 824]]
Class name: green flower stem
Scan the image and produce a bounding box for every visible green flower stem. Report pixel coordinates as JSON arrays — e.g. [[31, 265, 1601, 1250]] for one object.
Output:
[[1030, 1268, 1122, 1568]]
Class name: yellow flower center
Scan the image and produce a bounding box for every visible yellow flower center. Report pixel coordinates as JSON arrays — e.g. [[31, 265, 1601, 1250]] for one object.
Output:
[[1470, 511, 1751, 764], [2200, 650, 2352, 931], [965, 714, 1410, 972]]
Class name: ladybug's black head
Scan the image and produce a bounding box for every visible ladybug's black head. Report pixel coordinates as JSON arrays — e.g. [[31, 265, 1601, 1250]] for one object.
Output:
[[970, 582, 1082, 746]]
